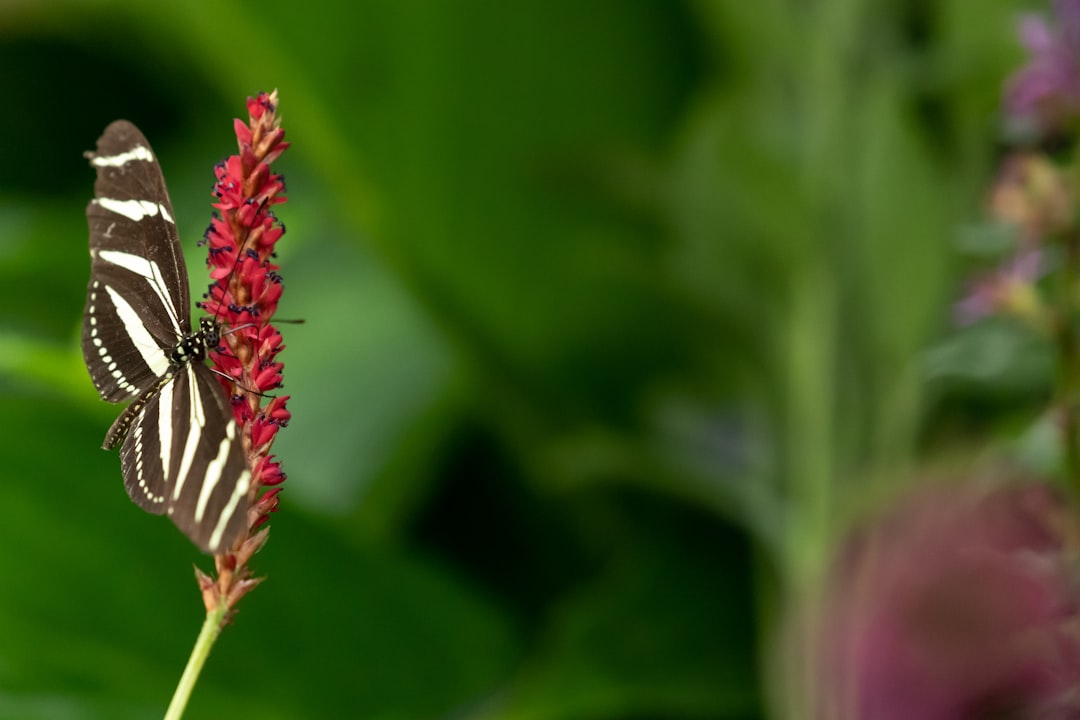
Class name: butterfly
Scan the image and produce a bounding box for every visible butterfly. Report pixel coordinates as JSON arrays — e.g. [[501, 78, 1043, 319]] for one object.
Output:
[[82, 120, 251, 554]]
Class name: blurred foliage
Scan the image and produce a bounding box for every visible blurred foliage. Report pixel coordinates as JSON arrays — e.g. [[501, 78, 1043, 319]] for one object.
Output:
[[0, 0, 1033, 718]]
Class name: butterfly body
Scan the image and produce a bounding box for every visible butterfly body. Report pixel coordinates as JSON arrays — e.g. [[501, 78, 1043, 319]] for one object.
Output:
[[83, 121, 251, 554]]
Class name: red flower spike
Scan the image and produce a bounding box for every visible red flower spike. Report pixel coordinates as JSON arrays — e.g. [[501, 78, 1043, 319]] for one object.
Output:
[[196, 90, 290, 615]]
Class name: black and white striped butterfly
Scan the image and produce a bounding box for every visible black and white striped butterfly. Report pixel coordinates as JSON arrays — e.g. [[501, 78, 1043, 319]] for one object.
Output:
[[82, 120, 250, 554]]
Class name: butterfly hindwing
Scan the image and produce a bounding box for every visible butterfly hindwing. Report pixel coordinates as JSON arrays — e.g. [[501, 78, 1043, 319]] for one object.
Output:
[[119, 363, 251, 553]]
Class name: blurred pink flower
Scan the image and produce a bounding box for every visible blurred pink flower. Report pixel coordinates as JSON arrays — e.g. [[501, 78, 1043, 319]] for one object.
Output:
[[990, 153, 1076, 245], [822, 485, 1080, 719], [1006, 0, 1080, 137], [953, 152, 1073, 325], [954, 250, 1044, 325]]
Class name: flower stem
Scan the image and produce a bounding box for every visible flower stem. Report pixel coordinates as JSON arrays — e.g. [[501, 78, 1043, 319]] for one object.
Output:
[[164, 605, 227, 720]]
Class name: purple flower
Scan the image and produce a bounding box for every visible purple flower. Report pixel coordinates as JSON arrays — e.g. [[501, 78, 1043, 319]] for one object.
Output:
[[954, 250, 1044, 325], [1006, 1, 1080, 137], [953, 152, 1073, 325]]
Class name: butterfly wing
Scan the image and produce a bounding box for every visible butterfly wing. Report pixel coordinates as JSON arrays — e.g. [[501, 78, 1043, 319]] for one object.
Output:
[[82, 120, 191, 402], [119, 363, 251, 553]]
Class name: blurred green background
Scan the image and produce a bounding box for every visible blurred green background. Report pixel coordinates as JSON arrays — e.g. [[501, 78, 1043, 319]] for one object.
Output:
[[0, 0, 1030, 718]]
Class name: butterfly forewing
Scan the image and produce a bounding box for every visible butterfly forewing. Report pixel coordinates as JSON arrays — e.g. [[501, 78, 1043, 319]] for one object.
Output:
[[83, 120, 252, 554], [83, 121, 191, 401]]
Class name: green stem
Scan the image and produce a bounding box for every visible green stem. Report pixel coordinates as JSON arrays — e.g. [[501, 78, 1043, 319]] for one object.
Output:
[[164, 605, 228, 720]]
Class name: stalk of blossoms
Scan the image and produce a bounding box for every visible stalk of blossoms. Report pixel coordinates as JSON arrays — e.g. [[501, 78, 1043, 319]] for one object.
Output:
[[164, 91, 290, 720], [958, 1, 1080, 528], [1004, 0, 1080, 528], [195, 89, 290, 614]]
